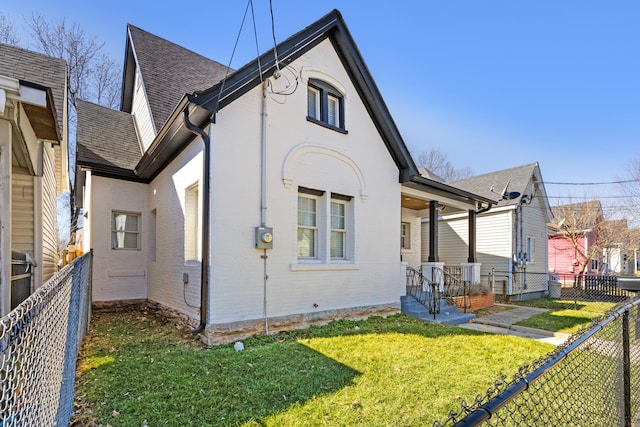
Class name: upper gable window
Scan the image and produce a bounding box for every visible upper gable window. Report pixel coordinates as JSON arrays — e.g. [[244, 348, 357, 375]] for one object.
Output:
[[307, 79, 346, 133]]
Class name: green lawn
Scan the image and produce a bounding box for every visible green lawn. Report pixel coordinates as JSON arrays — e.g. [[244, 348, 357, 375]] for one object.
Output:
[[72, 310, 554, 427], [514, 299, 616, 334]]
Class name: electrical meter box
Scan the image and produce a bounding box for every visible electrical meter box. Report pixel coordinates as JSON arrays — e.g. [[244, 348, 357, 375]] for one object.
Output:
[[255, 226, 273, 249]]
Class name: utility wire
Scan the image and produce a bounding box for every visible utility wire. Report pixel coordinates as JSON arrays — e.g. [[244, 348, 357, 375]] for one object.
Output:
[[269, 0, 281, 71], [249, 0, 263, 82], [215, 0, 252, 112], [546, 179, 640, 185]]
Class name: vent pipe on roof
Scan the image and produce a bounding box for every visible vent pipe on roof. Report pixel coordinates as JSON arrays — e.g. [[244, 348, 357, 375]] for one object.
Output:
[[183, 109, 212, 336]]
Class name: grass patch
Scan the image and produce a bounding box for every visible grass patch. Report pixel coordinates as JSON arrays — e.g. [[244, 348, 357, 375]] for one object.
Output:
[[72, 309, 553, 426], [514, 299, 616, 334]]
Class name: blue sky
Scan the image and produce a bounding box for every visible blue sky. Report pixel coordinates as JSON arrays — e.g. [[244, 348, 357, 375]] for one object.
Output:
[[6, 1, 640, 203]]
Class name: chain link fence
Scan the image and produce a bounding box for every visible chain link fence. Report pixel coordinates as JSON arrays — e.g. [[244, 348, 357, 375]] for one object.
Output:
[[0, 251, 92, 426], [434, 297, 640, 426]]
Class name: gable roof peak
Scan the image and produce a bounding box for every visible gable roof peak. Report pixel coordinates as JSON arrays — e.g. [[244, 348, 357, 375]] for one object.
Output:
[[121, 23, 230, 131]]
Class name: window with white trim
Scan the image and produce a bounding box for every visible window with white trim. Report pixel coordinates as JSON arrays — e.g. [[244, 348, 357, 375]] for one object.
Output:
[[112, 212, 141, 250], [149, 209, 157, 261], [185, 182, 201, 261], [307, 79, 345, 131], [401, 222, 411, 250], [330, 200, 346, 259], [297, 188, 353, 262], [526, 236, 535, 263], [297, 193, 318, 258]]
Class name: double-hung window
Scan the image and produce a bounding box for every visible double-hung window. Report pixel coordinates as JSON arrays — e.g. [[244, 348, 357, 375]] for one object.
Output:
[[307, 79, 345, 131], [401, 222, 411, 250], [330, 200, 346, 259], [112, 212, 141, 250], [297, 194, 318, 258], [526, 236, 536, 263], [297, 188, 353, 263], [185, 182, 201, 261]]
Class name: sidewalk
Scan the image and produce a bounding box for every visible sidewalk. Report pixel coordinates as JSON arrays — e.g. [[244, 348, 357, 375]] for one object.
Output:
[[458, 305, 571, 346]]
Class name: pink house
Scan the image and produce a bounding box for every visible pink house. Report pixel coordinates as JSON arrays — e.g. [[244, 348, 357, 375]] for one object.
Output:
[[548, 201, 603, 277]]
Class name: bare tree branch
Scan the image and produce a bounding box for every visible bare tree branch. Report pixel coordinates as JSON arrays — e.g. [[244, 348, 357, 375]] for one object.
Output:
[[618, 157, 640, 228], [25, 14, 120, 244], [0, 13, 19, 45], [416, 148, 473, 181]]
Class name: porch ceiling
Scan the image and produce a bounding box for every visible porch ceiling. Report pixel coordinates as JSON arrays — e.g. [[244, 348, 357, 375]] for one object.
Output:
[[401, 195, 429, 210], [401, 184, 478, 213]]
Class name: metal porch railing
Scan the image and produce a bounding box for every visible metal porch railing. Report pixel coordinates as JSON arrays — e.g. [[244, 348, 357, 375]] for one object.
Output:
[[406, 266, 440, 318]]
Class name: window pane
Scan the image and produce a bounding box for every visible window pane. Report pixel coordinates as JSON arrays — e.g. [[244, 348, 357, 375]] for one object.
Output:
[[112, 231, 123, 249], [331, 202, 345, 229], [125, 215, 138, 231], [297, 228, 315, 257], [331, 230, 345, 258], [298, 196, 316, 226], [113, 214, 127, 231], [307, 87, 319, 119], [124, 233, 138, 249], [327, 94, 339, 126]]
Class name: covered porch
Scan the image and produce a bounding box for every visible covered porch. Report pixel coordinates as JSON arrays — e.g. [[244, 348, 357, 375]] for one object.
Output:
[[400, 175, 495, 287]]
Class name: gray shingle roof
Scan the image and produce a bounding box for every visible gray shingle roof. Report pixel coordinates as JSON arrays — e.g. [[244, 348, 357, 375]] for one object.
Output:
[[76, 99, 141, 174], [127, 25, 230, 131], [0, 43, 66, 140], [550, 200, 602, 230], [449, 163, 540, 208]]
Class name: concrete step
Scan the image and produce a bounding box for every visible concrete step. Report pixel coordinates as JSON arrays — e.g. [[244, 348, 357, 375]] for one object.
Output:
[[401, 294, 476, 326]]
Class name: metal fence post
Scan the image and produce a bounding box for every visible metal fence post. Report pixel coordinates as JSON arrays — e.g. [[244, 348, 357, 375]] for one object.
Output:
[[623, 309, 632, 427]]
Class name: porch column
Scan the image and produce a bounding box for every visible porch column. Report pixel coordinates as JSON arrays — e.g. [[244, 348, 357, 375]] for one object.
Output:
[[468, 209, 477, 263], [428, 200, 439, 262]]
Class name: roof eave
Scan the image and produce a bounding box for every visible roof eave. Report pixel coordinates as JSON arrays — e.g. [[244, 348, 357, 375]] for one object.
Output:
[[407, 174, 497, 207], [134, 98, 212, 181]]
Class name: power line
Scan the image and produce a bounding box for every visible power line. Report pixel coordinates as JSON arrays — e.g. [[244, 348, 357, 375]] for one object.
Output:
[[547, 195, 639, 199], [546, 179, 640, 185]]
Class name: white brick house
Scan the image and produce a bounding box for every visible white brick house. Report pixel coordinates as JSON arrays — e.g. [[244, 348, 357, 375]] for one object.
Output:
[[75, 10, 492, 344]]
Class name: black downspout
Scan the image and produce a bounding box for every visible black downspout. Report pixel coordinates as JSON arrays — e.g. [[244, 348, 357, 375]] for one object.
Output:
[[468, 210, 477, 264], [183, 110, 211, 335], [428, 200, 439, 263]]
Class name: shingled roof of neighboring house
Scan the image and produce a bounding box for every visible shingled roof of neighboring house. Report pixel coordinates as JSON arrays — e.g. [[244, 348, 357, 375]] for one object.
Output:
[[449, 162, 542, 208], [550, 200, 603, 232], [122, 25, 230, 131], [0, 43, 66, 140], [76, 99, 141, 178]]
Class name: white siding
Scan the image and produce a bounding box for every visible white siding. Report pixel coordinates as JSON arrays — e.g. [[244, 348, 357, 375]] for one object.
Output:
[[11, 171, 34, 257], [132, 70, 156, 152], [519, 185, 549, 293], [425, 210, 514, 283], [41, 144, 58, 282]]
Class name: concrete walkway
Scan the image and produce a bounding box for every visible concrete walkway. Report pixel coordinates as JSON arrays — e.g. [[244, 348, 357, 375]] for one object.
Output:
[[458, 305, 571, 346]]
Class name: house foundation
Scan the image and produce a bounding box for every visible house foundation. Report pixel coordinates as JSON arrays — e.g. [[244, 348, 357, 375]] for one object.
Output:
[[202, 302, 401, 346]]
